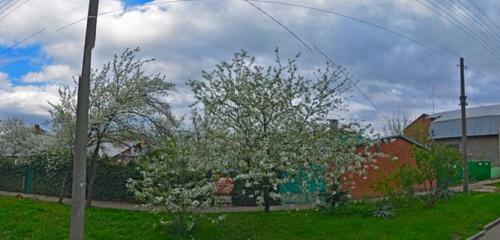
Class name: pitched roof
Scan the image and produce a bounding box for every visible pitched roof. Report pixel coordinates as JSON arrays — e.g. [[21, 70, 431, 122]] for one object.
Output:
[[377, 135, 426, 149]]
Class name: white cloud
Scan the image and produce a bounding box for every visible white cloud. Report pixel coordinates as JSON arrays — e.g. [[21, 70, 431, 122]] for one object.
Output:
[[21, 64, 75, 83], [0, 84, 60, 118], [0, 72, 11, 89]]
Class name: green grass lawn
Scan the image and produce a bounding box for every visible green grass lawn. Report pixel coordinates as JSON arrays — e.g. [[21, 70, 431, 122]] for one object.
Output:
[[1, 193, 500, 239]]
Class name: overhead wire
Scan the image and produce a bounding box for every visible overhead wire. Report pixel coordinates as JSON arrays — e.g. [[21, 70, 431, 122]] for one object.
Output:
[[0, 0, 32, 23], [466, 0, 500, 33], [416, 0, 500, 63], [248, 0, 433, 51], [243, 0, 390, 121], [438, 0, 500, 52], [55, 0, 198, 33], [453, 0, 500, 44], [0, 28, 46, 56], [1, 0, 198, 56], [0, 0, 21, 16]]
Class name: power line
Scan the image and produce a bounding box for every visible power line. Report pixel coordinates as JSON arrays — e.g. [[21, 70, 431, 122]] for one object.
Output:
[[417, 0, 500, 63], [438, 0, 500, 52], [0, 0, 32, 23], [248, 1, 488, 89], [454, 0, 500, 45], [466, 0, 500, 34], [423, 0, 500, 58], [313, 44, 389, 121], [243, 0, 389, 121], [446, 0, 500, 47], [0, 28, 46, 56], [248, 0, 433, 50], [1, 0, 197, 56], [0, 0, 21, 16], [243, 0, 311, 50], [56, 0, 198, 33]]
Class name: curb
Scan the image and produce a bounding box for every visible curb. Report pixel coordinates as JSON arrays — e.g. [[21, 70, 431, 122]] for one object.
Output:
[[468, 217, 500, 240]]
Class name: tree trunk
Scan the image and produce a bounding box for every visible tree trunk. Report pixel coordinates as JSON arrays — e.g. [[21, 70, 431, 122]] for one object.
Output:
[[58, 170, 69, 203], [86, 159, 99, 207], [86, 141, 101, 207]]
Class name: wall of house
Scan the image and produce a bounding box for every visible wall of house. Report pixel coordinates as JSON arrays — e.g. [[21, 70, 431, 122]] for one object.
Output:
[[404, 114, 431, 144], [347, 138, 417, 198], [435, 135, 500, 166]]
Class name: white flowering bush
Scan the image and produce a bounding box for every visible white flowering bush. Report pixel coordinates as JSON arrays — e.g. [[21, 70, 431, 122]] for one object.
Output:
[[127, 134, 213, 236]]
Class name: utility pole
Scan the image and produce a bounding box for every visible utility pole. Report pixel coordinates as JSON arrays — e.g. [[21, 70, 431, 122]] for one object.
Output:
[[459, 57, 469, 195], [70, 0, 99, 239]]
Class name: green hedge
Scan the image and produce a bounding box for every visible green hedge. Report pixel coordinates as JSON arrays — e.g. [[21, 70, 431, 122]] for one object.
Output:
[[0, 158, 140, 203], [0, 158, 24, 192]]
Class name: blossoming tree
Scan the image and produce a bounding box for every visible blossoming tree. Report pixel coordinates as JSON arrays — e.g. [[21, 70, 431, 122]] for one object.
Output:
[[49, 48, 176, 206], [188, 49, 380, 212]]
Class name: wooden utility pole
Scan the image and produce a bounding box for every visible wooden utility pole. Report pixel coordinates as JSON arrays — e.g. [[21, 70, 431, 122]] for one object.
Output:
[[459, 57, 469, 195], [70, 0, 99, 239]]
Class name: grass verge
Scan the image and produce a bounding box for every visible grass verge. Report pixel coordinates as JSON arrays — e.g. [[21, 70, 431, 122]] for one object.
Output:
[[1, 193, 499, 239]]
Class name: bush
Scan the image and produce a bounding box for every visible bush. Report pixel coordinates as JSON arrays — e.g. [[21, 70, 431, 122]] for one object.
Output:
[[413, 144, 460, 207], [373, 200, 396, 219]]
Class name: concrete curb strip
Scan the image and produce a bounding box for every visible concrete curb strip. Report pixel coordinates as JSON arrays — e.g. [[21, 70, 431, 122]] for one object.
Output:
[[468, 231, 485, 240], [468, 217, 500, 240], [484, 217, 500, 230]]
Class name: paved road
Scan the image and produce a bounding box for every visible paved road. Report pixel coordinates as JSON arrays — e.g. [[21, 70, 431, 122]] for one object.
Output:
[[480, 225, 500, 240]]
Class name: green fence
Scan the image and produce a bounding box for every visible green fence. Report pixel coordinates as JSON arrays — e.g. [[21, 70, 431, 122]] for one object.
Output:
[[491, 167, 500, 179], [279, 167, 326, 204]]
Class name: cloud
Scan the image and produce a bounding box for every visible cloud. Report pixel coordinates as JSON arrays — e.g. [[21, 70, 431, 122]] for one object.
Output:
[[0, 72, 11, 89], [1, 0, 500, 130], [0, 84, 60, 121], [21, 64, 75, 83]]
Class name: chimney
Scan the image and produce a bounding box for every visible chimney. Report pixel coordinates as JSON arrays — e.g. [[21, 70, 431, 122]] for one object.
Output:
[[329, 119, 339, 131]]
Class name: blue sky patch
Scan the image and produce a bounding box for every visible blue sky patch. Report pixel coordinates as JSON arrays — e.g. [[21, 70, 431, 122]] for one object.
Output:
[[123, 0, 152, 7], [0, 43, 49, 86]]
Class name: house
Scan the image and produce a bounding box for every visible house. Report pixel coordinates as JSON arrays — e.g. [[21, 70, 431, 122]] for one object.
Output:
[[99, 141, 144, 164], [406, 104, 500, 167]]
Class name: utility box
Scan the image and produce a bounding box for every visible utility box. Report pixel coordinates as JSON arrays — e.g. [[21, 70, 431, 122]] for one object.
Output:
[[457, 161, 491, 182]]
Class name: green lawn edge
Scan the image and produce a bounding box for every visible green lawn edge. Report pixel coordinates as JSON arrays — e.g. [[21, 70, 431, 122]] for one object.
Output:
[[1, 193, 499, 239]]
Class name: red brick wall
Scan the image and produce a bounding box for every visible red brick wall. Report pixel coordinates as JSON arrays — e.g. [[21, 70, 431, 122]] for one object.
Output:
[[347, 138, 417, 198]]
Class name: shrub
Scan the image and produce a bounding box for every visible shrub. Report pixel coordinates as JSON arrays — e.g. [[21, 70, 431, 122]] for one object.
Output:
[[373, 200, 396, 219], [413, 144, 460, 207]]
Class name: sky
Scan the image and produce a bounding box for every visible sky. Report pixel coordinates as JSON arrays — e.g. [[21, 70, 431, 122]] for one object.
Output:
[[1, 0, 499, 131]]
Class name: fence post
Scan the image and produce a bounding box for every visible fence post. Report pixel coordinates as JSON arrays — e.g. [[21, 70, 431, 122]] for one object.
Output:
[[23, 164, 33, 194]]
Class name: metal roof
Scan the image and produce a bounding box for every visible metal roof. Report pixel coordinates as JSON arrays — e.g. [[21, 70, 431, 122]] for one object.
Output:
[[429, 104, 500, 139], [429, 104, 500, 122]]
